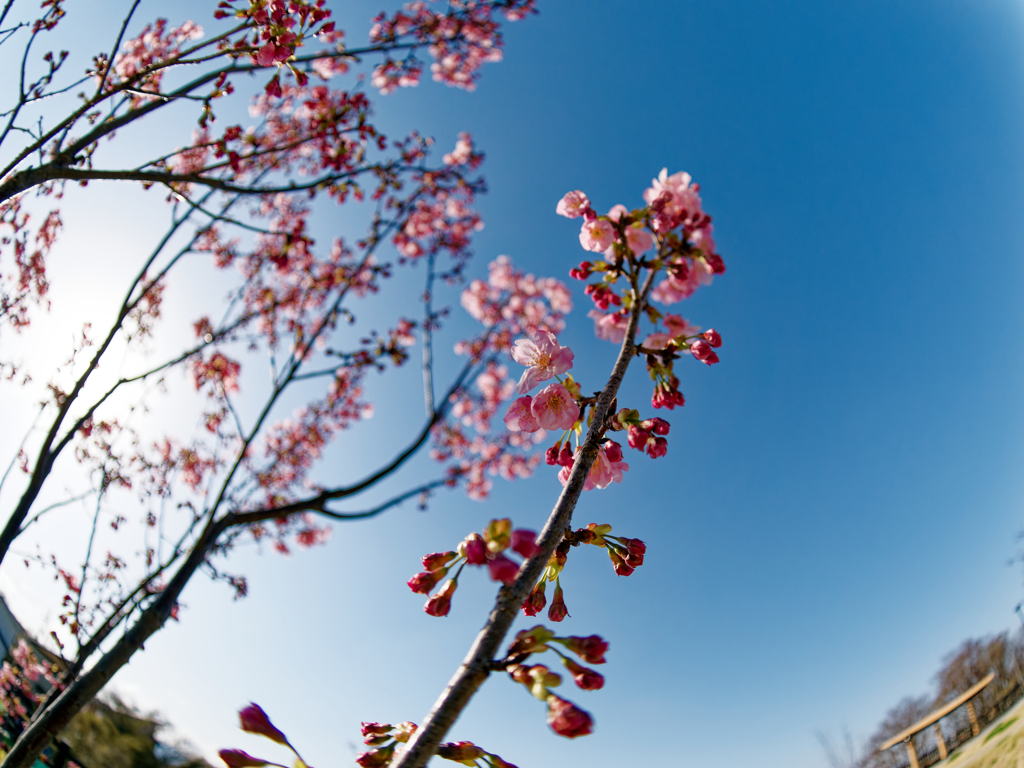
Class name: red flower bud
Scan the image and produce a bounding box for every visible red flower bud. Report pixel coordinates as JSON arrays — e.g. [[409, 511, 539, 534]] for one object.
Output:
[[548, 582, 569, 622], [406, 569, 445, 595], [424, 579, 457, 617], [704, 253, 726, 274], [644, 417, 670, 435], [355, 746, 395, 768], [511, 529, 540, 559], [360, 723, 393, 737], [437, 742, 485, 762], [544, 442, 561, 466], [487, 553, 520, 585], [546, 695, 594, 739], [627, 424, 650, 450], [562, 635, 608, 664], [219, 750, 269, 768], [463, 536, 487, 565], [645, 436, 668, 459], [420, 551, 457, 571], [608, 548, 635, 577], [522, 580, 547, 617], [563, 658, 605, 691], [701, 328, 722, 347], [690, 339, 719, 365], [619, 538, 646, 568], [569, 261, 593, 280], [602, 440, 623, 463], [238, 704, 287, 745], [557, 443, 574, 467]]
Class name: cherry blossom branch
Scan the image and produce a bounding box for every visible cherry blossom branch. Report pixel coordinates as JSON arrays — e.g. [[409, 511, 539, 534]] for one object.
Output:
[[229, 478, 451, 527], [391, 269, 656, 768]]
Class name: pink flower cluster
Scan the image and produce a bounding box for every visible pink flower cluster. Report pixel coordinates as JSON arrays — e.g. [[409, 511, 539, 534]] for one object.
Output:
[[459, 256, 572, 359], [407, 519, 540, 616], [369, 0, 536, 93], [103, 18, 204, 103], [555, 441, 628, 491]]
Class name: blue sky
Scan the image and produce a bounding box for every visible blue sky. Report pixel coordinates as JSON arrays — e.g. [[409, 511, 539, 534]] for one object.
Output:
[[3, 1, 1024, 767]]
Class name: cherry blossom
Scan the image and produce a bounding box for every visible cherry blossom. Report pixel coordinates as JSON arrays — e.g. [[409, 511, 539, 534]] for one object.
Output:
[[510, 331, 574, 394], [530, 383, 579, 431], [578, 219, 615, 252], [555, 190, 591, 219]]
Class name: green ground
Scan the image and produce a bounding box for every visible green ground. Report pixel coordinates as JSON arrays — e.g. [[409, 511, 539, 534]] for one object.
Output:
[[934, 699, 1024, 768]]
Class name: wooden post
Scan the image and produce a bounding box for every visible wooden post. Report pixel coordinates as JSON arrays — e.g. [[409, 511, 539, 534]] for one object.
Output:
[[967, 699, 980, 737], [905, 739, 921, 768], [934, 723, 947, 760]]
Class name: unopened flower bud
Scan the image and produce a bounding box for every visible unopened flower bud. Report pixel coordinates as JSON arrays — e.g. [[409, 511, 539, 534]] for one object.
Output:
[[355, 745, 395, 768], [420, 551, 457, 571], [690, 339, 720, 365], [602, 440, 623, 463], [508, 625, 555, 656], [569, 261, 593, 280], [238, 704, 287, 745], [608, 548, 635, 577], [645, 436, 668, 459], [487, 553, 520, 585], [360, 723, 393, 738], [460, 534, 487, 565], [545, 442, 561, 466], [437, 742, 485, 762], [644, 417, 670, 435], [522, 580, 547, 617], [424, 579, 457, 617], [484, 518, 512, 552], [508, 664, 531, 684], [511, 529, 540, 559], [627, 424, 651, 450], [561, 634, 609, 664], [557, 443, 574, 467], [392, 722, 417, 743], [546, 695, 594, 739], [219, 750, 269, 768], [563, 658, 605, 691], [704, 253, 726, 274], [407, 568, 446, 595], [548, 582, 569, 622], [701, 328, 722, 347]]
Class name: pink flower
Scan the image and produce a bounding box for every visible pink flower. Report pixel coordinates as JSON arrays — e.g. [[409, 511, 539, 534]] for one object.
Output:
[[487, 553, 520, 584], [531, 383, 580, 431], [219, 750, 269, 768], [625, 225, 653, 255], [546, 695, 594, 739], [587, 309, 629, 344], [238, 704, 287, 745], [665, 314, 700, 339], [702, 328, 722, 347], [603, 440, 623, 462], [511, 529, 540, 559], [511, 331, 575, 394], [557, 446, 629, 491], [556, 190, 591, 218], [503, 396, 540, 432], [579, 219, 615, 252], [690, 339, 720, 365]]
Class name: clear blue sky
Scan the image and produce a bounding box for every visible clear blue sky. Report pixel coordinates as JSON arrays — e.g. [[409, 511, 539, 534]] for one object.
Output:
[[3, 2, 1024, 767]]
